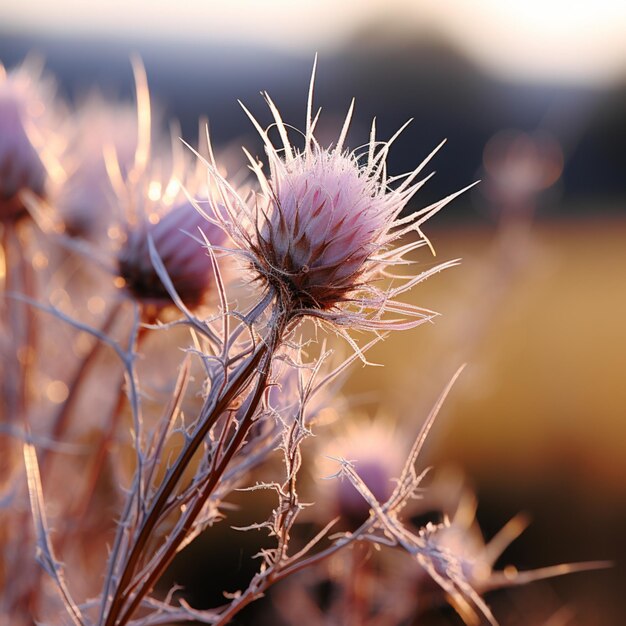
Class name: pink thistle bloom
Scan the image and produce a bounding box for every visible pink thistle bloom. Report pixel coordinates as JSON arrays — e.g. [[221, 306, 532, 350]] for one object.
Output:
[[207, 59, 475, 336], [317, 418, 406, 528], [0, 62, 50, 221], [55, 95, 140, 238], [117, 199, 221, 310]]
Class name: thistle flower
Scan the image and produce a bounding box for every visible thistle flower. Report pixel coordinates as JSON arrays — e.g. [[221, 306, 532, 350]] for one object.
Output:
[[413, 491, 610, 625], [55, 95, 140, 238], [0, 62, 50, 221], [86, 61, 227, 313], [207, 59, 473, 336], [318, 418, 405, 527], [117, 199, 220, 310]]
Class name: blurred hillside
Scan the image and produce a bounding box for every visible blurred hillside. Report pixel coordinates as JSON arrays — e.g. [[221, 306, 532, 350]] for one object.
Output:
[[0, 31, 624, 219]]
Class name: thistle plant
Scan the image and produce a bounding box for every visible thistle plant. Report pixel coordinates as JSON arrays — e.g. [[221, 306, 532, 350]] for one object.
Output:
[[0, 56, 609, 626]]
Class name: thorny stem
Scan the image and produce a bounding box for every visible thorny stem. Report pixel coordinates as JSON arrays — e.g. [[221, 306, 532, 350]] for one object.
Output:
[[207, 381, 452, 626], [72, 322, 150, 524], [102, 298, 282, 626], [52, 321, 143, 600], [40, 301, 123, 473], [103, 346, 266, 623], [210, 535, 354, 626], [2, 222, 42, 623], [209, 487, 409, 626], [25, 302, 125, 623], [115, 324, 283, 626]]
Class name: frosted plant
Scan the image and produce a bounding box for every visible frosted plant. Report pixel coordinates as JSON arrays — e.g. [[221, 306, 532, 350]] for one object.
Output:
[[0, 61, 223, 624], [17, 59, 469, 626], [203, 58, 474, 344], [1, 57, 607, 626]]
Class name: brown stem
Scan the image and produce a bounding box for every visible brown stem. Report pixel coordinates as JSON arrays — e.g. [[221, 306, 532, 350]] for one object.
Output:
[[102, 337, 270, 626], [1, 222, 39, 623], [345, 543, 369, 626], [115, 340, 278, 626], [18, 224, 36, 427], [71, 323, 150, 523], [211, 539, 346, 626], [1, 222, 22, 429], [1, 223, 18, 479], [40, 301, 123, 473], [26, 302, 125, 623], [210, 513, 382, 625]]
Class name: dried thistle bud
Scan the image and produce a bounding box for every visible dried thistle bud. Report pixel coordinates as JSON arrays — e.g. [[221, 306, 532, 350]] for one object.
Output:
[[255, 146, 394, 312], [0, 65, 48, 221], [412, 489, 608, 624], [117, 201, 217, 309], [209, 61, 473, 334], [319, 419, 404, 527]]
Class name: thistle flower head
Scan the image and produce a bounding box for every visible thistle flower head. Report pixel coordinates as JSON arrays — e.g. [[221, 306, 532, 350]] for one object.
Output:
[[98, 60, 227, 312], [0, 61, 50, 221], [255, 145, 395, 311], [117, 199, 219, 309], [207, 59, 473, 336], [412, 490, 607, 625], [318, 418, 405, 527], [55, 95, 140, 237]]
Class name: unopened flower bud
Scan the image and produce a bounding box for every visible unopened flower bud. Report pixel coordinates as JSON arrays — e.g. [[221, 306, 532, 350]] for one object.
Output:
[[256, 148, 391, 311], [118, 201, 219, 309]]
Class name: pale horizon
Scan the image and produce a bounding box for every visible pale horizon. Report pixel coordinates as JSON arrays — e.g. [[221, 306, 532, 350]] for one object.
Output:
[[2, 0, 626, 87]]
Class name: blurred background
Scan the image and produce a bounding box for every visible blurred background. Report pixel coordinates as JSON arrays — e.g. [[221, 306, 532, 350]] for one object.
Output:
[[1, 1, 624, 624]]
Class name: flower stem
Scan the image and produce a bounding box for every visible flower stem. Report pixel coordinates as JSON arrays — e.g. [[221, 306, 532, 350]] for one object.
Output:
[[40, 301, 123, 473], [102, 299, 283, 626], [116, 332, 279, 626]]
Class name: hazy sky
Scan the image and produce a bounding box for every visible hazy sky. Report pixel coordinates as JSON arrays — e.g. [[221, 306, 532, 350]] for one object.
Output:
[[2, 0, 626, 86]]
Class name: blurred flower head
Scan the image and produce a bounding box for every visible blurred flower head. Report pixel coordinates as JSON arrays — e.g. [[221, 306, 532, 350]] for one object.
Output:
[[117, 199, 220, 309], [78, 61, 228, 313], [317, 417, 406, 527], [0, 60, 54, 221], [410, 488, 602, 625], [482, 129, 563, 212], [54, 94, 140, 238]]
